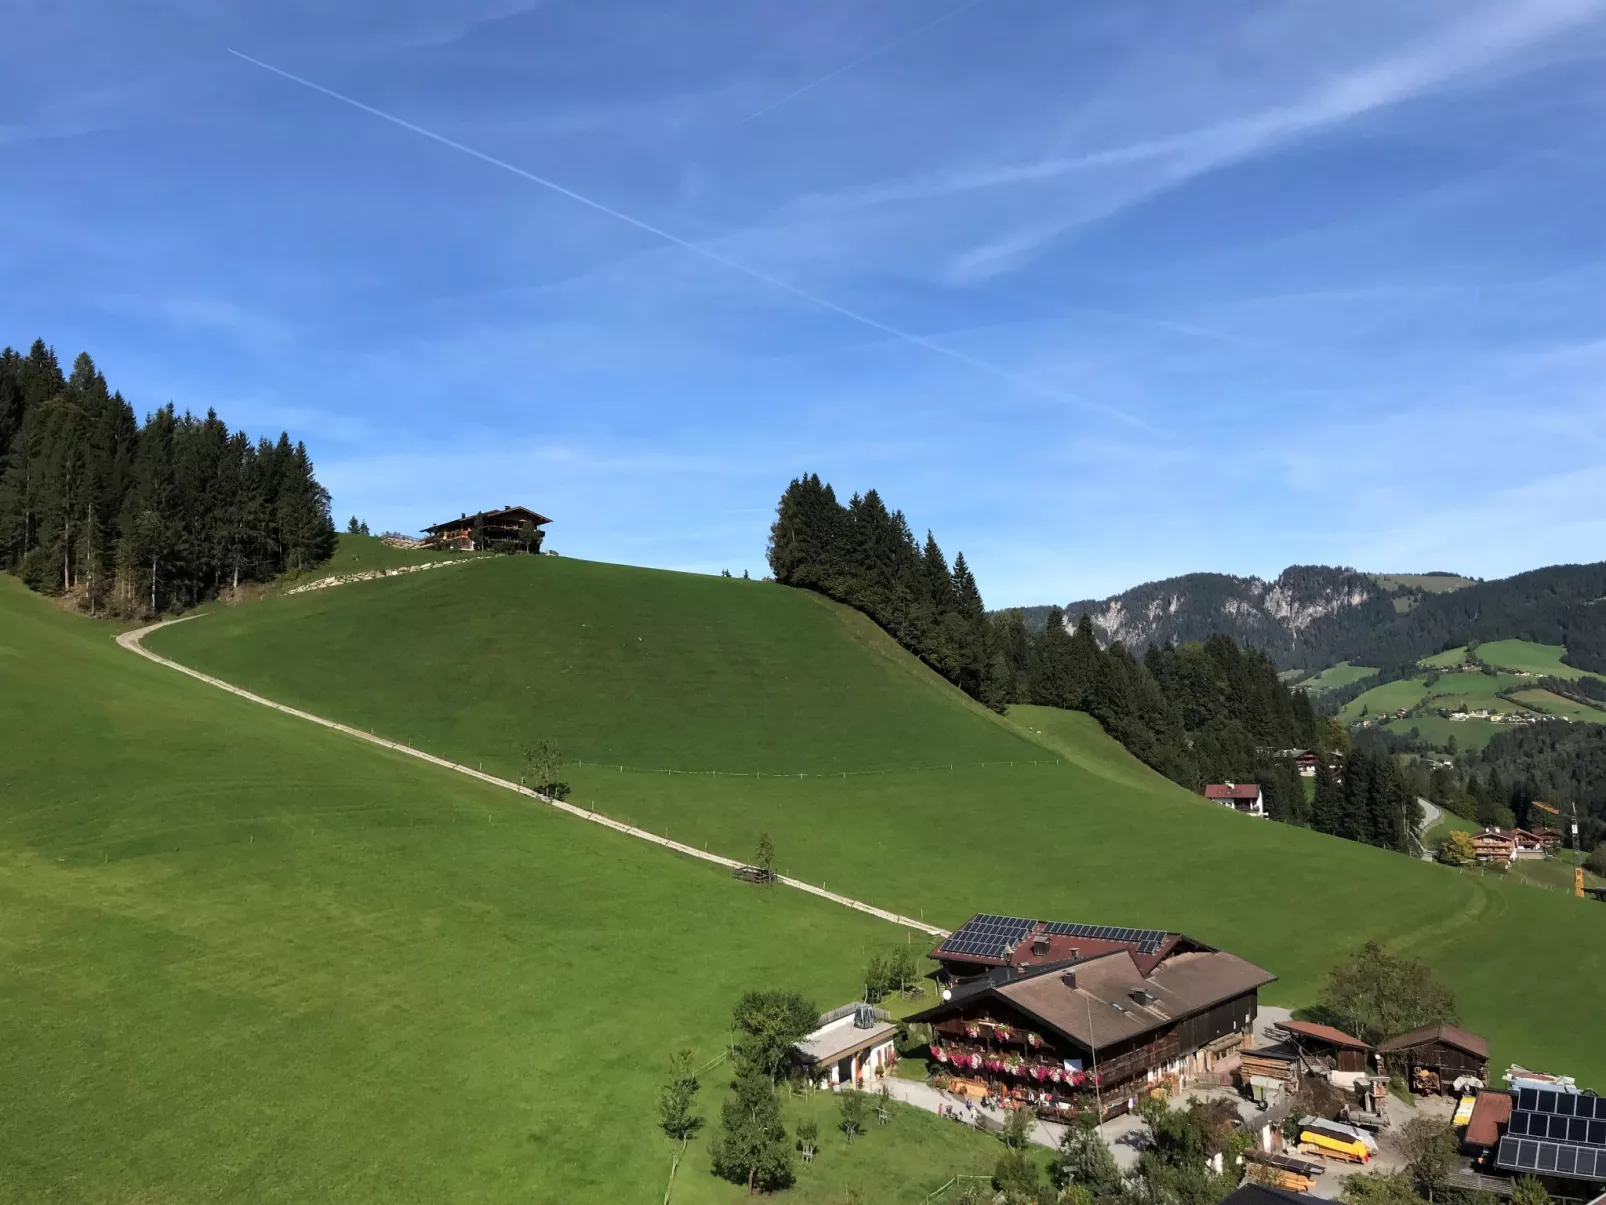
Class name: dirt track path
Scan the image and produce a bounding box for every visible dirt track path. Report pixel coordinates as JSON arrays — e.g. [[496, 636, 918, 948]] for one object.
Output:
[[117, 618, 948, 939]]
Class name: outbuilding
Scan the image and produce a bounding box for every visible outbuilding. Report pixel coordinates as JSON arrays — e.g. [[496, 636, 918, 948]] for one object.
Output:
[[1275, 1020, 1373, 1084], [795, 1003, 898, 1090], [1376, 1022, 1490, 1091]]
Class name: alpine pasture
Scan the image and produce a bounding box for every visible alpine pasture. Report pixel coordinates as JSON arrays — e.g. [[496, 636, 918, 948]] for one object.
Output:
[[148, 550, 1606, 1084], [0, 577, 1014, 1204]]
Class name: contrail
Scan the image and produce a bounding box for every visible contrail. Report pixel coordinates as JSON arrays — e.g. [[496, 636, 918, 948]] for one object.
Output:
[[743, 0, 990, 123], [228, 49, 1148, 431]]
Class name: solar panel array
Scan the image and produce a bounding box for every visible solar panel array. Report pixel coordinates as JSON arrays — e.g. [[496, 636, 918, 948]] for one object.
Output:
[[937, 914, 1036, 960], [1042, 921, 1170, 955], [1494, 1090, 1606, 1183]]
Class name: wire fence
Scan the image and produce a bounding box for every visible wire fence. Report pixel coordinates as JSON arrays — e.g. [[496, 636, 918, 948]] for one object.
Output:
[[570, 758, 1064, 781]]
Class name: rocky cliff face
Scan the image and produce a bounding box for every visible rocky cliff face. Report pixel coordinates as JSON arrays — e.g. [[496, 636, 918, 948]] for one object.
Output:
[[1053, 566, 1405, 667]]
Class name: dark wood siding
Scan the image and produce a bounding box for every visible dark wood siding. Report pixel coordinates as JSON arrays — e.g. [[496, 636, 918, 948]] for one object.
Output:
[[1175, 991, 1257, 1051]]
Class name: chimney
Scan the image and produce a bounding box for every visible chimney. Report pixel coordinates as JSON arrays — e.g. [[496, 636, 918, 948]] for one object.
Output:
[[1130, 988, 1155, 1006], [1061, 969, 1078, 990], [1032, 937, 1050, 957]]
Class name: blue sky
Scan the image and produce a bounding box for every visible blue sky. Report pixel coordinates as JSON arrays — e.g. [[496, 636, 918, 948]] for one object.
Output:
[[4, 0, 1605, 605]]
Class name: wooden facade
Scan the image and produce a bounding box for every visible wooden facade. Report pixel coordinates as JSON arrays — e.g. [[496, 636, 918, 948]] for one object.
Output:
[[421, 505, 551, 552], [910, 947, 1273, 1120], [1376, 1023, 1490, 1082]]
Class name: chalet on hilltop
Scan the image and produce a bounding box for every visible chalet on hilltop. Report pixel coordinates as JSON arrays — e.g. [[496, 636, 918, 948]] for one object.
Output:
[[421, 505, 551, 552], [1205, 783, 1266, 817], [910, 913, 1276, 1119]]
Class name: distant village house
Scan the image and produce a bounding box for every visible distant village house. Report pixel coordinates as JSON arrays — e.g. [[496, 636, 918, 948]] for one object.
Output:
[[1205, 783, 1266, 817], [421, 505, 551, 552], [1473, 828, 1547, 864]]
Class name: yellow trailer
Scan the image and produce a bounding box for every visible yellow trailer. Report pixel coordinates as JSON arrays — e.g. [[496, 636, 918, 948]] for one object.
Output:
[[1299, 1131, 1370, 1163]]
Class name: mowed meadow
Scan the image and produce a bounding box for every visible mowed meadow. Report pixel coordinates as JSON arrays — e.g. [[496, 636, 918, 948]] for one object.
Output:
[[150, 550, 1606, 1084], [0, 577, 1016, 1204]]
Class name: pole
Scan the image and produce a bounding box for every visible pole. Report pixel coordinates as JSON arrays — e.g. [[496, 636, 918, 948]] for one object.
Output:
[[1087, 993, 1101, 1136]]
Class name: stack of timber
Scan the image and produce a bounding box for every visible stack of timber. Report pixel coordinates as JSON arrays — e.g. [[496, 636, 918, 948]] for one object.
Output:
[[1245, 1164, 1316, 1194]]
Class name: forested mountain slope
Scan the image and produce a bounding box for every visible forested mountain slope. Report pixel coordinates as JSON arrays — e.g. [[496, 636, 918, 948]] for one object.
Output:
[[1028, 562, 1606, 674]]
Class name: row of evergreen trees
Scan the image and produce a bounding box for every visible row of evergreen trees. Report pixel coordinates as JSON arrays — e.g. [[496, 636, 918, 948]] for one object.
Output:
[[768, 474, 1000, 704], [767, 475, 1417, 856], [0, 340, 335, 615], [1310, 750, 1420, 854]]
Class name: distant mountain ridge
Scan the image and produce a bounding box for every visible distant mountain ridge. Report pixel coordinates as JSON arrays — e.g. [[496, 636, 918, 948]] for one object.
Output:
[[1019, 562, 1606, 675]]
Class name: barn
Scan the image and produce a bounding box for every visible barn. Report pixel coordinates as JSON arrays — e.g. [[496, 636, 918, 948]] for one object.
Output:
[[1376, 1021, 1490, 1090]]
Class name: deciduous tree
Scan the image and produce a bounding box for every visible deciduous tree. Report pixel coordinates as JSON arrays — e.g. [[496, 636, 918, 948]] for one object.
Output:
[[1322, 939, 1457, 1045]]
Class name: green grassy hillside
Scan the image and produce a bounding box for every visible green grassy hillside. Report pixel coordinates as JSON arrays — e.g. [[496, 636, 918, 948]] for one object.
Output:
[[1474, 639, 1587, 679], [1296, 662, 1379, 694], [157, 555, 1036, 774], [148, 555, 1606, 1084], [285, 532, 464, 582], [0, 578, 1014, 1204]]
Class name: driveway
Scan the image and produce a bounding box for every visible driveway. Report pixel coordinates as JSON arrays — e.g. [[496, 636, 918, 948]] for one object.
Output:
[[1418, 797, 1443, 859]]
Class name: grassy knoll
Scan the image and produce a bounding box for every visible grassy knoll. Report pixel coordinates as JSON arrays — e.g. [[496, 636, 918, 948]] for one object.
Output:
[[1423, 672, 1530, 714], [1475, 639, 1588, 679], [148, 555, 1606, 1085], [1294, 662, 1379, 694], [0, 578, 1013, 1204], [289, 532, 462, 583], [157, 555, 1033, 774], [1511, 689, 1606, 724], [1421, 646, 1473, 669], [1340, 678, 1429, 720]]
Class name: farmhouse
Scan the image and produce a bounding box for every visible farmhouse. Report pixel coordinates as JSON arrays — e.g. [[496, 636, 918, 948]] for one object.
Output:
[[795, 1002, 898, 1090], [1205, 783, 1266, 817], [1375, 1022, 1490, 1090], [421, 505, 551, 551], [1473, 828, 1547, 863], [1294, 752, 1321, 778], [910, 914, 1275, 1119], [1531, 826, 1564, 851], [1473, 829, 1517, 864]]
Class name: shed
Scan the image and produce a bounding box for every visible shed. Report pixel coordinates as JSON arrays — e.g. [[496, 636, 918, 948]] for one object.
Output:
[[795, 1003, 898, 1089], [1376, 1022, 1490, 1084], [1463, 1091, 1514, 1149], [1276, 1020, 1373, 1076]]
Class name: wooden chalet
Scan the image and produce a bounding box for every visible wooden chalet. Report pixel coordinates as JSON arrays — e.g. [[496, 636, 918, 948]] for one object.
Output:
[[421, 505, 551, 552], [1376, 1022, 1490, 1087], [911, 914, 1276, 1120], [1294, 752, 1322, 778], [1275, 1020, 1373, 1076], [1473, 829, 1517, 864], [1531, 826, 1564, 851], [1205, 783, 1266, 816], [1473, 828, 1547, 863]]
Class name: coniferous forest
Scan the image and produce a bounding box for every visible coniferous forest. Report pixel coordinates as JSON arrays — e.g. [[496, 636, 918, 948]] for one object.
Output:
[[768, 475, 1420, 856], [0, 339, 335, 616]]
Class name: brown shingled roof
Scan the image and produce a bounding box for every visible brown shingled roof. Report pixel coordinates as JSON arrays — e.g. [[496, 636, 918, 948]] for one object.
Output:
[[1376, 1021, 1490, 1059], [1464, 1092, 1513, 1148], [911, 947, 1277, 1052], [1277, 1020, 1372, 1051]]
